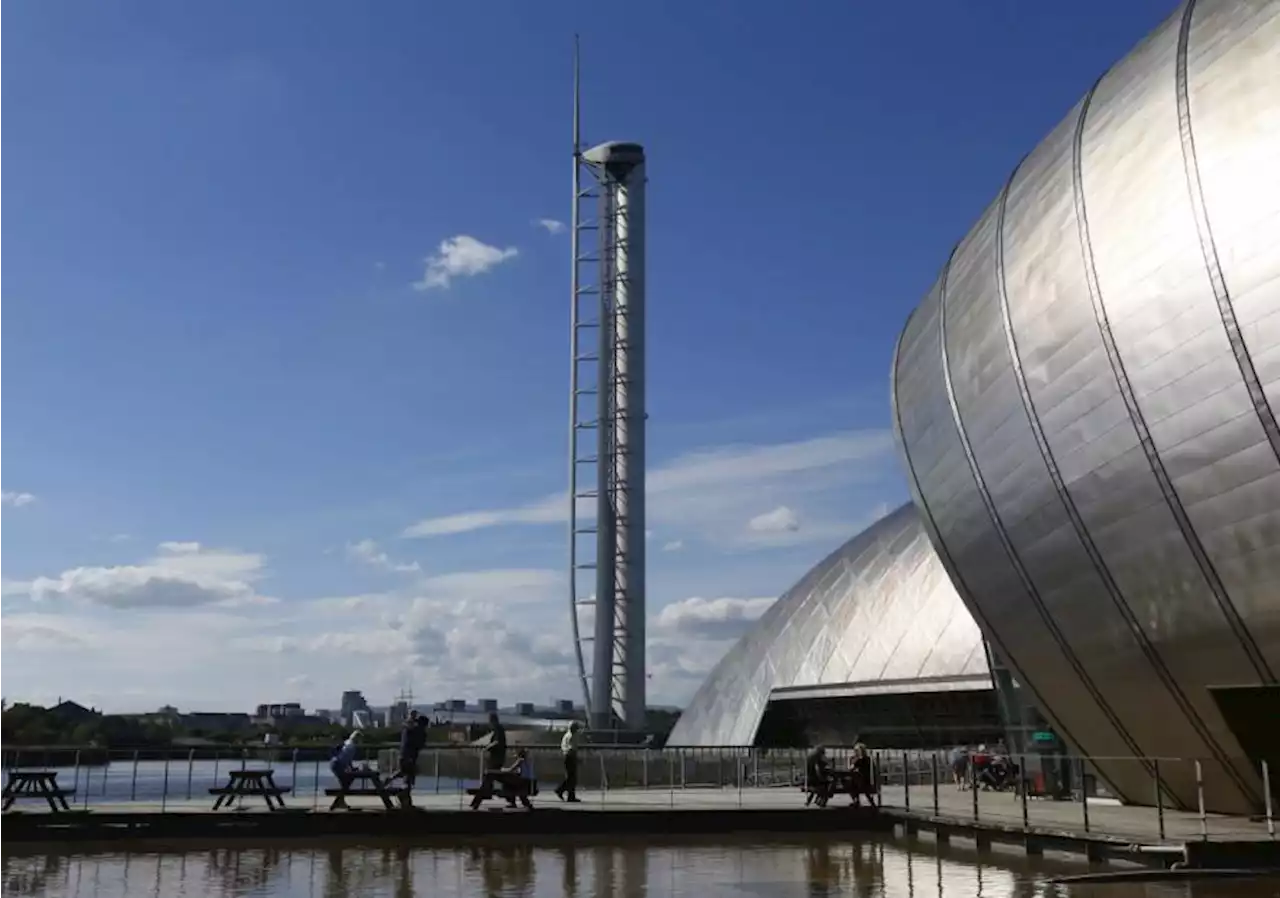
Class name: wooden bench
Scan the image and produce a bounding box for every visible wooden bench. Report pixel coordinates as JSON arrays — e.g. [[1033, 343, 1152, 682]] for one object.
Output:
[[468, 777, 538, 810], [209, 769, 291, 810], [3, 771, 75, 812]]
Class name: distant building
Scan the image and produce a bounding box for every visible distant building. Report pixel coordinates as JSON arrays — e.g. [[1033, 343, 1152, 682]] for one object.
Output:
[[49, 700, 98, 723], [479, 699, 498, 713], [180, 712, 251, 733], [555, 699, 575, 715], [340, 691, 369, 727], [253, 702, 305, 722], [447, 699, 466, 712], [515, 702, 535, 717]]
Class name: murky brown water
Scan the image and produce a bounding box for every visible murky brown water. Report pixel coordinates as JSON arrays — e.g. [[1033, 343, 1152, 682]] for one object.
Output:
[[2, 839, 1277, 898]]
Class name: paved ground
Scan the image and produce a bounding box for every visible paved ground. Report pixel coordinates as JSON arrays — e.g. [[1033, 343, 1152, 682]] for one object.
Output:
[[879, 783, 1275, 842], [7, 784, 1276, 844]]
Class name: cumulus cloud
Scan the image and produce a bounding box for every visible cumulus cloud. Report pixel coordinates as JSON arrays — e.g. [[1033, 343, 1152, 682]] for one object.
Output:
[[662, 540, 685, 552], [403, 429, 894, 547], [413, 235, 518, 291], [535, 218, 566, 235], [748, 506, 800, 534], [346, 539, 421, 574], [654, 596, 774, 641], [2, 491, 37, 508], [23, 542, 270, 610]]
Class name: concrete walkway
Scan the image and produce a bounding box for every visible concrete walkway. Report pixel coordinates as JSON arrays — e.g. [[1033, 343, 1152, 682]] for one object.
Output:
[[879, 783, 1275, 842], [6, 784, 1275, 845]]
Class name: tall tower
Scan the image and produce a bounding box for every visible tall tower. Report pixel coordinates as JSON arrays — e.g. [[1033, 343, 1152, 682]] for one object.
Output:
[[568, 40, 648, 732]]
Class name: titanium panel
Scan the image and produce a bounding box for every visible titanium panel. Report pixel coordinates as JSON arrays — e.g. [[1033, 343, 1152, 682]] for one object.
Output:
[[666, 503, 991, 748], [893, 0, 1280, 814]]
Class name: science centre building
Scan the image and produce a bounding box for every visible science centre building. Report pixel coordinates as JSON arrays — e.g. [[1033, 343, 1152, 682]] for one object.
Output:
[[668, 0, 1280, 815]]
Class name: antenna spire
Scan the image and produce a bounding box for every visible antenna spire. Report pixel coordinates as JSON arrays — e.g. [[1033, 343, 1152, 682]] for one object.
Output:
[[572, 34, 581, 158]]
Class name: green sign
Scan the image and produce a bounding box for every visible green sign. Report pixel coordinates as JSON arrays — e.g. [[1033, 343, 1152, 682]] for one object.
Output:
[[1031, 731, 1056, 743]]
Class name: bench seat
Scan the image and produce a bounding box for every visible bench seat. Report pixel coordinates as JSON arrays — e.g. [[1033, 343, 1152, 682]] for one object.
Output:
[[323, 787, 408, 797], [9, 788, 76, 798], [209, 786, 292, 796]]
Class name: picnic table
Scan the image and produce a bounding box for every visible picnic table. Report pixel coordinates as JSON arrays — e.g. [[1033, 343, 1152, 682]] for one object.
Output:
[[3, 770, 75, 812], [209, 769, 291, 811], [324, 767, 409, 810], [801, 769, 878, 808]]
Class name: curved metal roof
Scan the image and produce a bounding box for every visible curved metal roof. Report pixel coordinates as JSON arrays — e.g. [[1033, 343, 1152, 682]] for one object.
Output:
[[666, 503, 990, 747], [891, 0, 1280, 815]]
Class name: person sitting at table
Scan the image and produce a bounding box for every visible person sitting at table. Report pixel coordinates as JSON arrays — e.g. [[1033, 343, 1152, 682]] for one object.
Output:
[[805, 746, 833, 807], [329, 732, 360, 809], [470, 748, 535, 810]]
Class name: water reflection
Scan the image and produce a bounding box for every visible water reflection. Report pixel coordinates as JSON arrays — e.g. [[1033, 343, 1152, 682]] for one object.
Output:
[[2, 840, 1277, 898]]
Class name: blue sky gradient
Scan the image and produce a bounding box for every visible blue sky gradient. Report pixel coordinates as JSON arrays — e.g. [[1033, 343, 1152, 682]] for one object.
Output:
[[2, 0, 1175, 711]]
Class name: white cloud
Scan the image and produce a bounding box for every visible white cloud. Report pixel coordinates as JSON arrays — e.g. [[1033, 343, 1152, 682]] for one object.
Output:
[[346, 539, 421, 574], [535, 218, 566, 235], [412, 235, 518, 291], [748, 506, 799, 533], [403, 429, 895, 548], [662, 540, 685, 552], [2, 491, 37, 508], [654, 596, 774, 641], [23, 542, 270, 610], [642, 596, 775, 694]]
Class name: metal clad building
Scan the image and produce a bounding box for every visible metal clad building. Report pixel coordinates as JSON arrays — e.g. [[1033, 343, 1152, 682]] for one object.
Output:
[[666, 504, 991, 747], [893, 0, 1280, 815]]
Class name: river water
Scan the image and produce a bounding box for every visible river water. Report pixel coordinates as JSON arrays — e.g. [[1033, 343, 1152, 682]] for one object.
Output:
[[2, 839, 1277, 898]]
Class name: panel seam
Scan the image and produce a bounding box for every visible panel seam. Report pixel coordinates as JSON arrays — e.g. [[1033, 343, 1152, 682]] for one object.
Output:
[[1176, 0, 1280, 476], [891, 303, 1098, 767], [995, 153, 1258, 802], [937, 244, 1155, 776], [1072, 72, 1275, 682]]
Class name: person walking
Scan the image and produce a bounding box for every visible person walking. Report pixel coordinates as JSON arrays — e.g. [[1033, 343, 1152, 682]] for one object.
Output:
[[388, 711, 427, 790], [555, 721, 584, 802]]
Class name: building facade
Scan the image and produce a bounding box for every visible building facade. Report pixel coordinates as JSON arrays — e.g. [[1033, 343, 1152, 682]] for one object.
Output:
[[892, 0, 1280, 814]]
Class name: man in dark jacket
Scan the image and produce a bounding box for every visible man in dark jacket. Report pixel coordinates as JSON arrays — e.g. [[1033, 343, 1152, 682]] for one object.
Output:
[[485, 712, 507, 772], [389, 711, 427, 789], [805, 746, 832, 807]]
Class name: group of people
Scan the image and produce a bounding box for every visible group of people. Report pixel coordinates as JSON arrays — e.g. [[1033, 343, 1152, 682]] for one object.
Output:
[[948, 744, 1019, 791], [327, 710, 587, 810], [804, 745, 876, 808]]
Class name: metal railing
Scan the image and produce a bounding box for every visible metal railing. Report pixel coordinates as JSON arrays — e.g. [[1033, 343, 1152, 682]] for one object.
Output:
[[1, 744, 1274, 843]]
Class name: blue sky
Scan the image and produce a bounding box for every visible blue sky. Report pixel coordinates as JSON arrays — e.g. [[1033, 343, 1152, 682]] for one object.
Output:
[[2, 0, 1175, 712]]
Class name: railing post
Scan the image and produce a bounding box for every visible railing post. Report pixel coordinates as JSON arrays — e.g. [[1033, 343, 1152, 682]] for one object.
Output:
[[643, 749, 649, 789], [1154, 759, 1166, 841], [1263, 759, 1275, 840], [1020, 754, 1030, 832], [931, 753, 939, 815], [1195, 759, 1207, 841], [434, 749, 441, 793], [668, 751, 675, 807], [160, 751, 171, 812], [186, 749, 196, 800], [902, 752, 910, 811], [971, 756, 980, 822], [73, 749, 82, 797], [130, 749, 140, 802], [313, 756, 321, 809], [1077, 756, 1089, 833]]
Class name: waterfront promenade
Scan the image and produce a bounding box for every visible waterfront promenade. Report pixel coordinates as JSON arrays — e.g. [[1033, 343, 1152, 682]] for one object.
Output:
[[4, 747, 1277, 869]]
